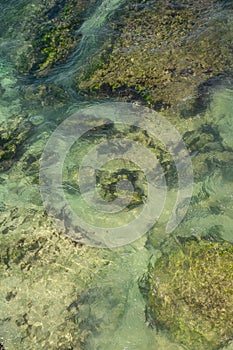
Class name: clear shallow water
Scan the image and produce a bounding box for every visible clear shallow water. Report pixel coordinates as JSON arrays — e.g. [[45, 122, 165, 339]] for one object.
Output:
[[0, 1, 233, 350]]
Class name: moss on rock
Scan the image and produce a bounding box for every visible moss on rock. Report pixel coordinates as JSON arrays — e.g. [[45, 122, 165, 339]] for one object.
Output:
[[77, 0, 233, 114], [139, 238, 233, 349]]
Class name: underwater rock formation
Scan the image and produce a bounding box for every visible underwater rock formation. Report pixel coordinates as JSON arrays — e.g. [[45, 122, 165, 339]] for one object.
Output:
[[0, 114, 31, 171], [139, 237, 233, 350], [15, 0, 98, 77], [77, 0, 233, 114]]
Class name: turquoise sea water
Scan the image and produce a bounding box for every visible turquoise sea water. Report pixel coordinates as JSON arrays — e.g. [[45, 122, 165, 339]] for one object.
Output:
[[0, 1, 233, 350]]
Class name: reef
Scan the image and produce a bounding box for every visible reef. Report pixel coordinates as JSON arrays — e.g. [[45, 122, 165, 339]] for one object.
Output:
[[139, 237, 233, 350], [77, 0, 233, 114]]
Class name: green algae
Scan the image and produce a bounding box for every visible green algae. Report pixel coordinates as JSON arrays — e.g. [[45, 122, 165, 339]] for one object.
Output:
[[1, 1, 233, 350], [15, 0, 98, 77], [0, 114, 32, 170], [0, 60, 32, 169], [95, 165, 146, 206], [140, 237, 233, 350], [1, 82, 233, 350], [77, 0, 233, 114]]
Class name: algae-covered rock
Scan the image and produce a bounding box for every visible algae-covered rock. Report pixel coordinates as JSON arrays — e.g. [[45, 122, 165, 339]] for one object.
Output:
[[23, 83, 69, 109], [0, 114, 32, 171], [139, 238, 233, 350], [95, 166, 146, 207], [78, 0, 233, 114], [15, 0, 98, 77]]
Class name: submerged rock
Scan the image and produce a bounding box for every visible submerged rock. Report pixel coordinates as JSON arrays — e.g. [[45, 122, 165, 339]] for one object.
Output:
[[139, 237, 233, 350], [0, 114, 31, 171], [14, 0, 98, 77], [0, 207, 111, 350], [77, 0, 233, 114]]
